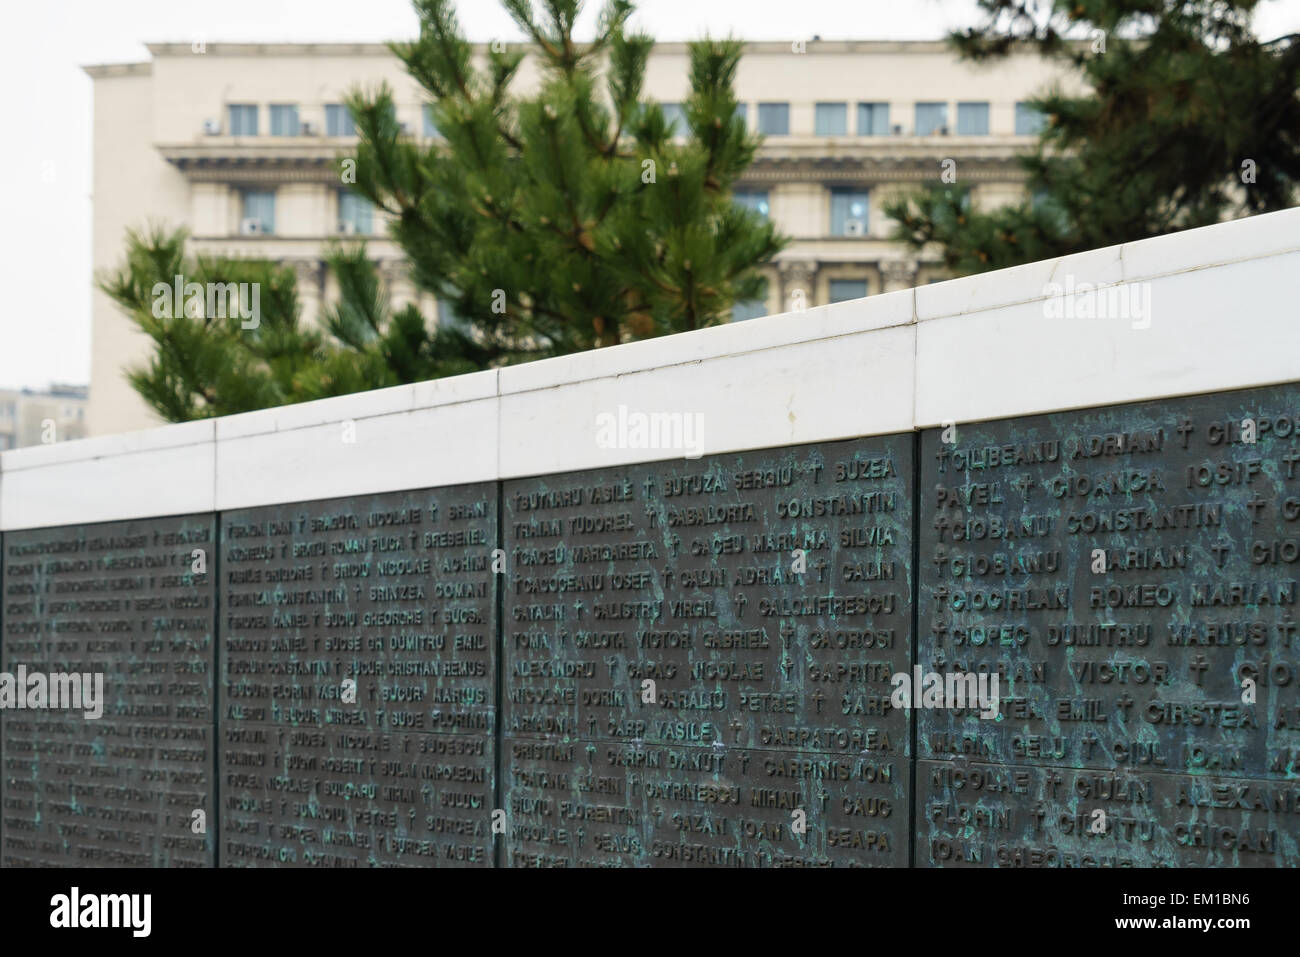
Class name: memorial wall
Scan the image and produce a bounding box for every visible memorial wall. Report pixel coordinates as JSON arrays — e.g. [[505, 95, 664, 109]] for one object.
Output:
[[1, 209, 1298, 867], [501, 438, 912, 866], [917, 385, 1300, 869]]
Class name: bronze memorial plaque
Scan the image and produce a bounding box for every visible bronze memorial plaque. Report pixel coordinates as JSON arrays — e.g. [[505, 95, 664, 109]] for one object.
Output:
[[1, 514, 216, 867], [218, 484, 496, 867], [502, 436, 914, 866], [917, 383, 1300, 866]]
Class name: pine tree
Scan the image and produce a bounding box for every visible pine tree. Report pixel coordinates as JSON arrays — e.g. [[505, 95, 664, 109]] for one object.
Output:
[[884, 0, 1300, 275], [346, 0, 784, 361], [97, 226, 484, 421], [105, 0, 782, 423]]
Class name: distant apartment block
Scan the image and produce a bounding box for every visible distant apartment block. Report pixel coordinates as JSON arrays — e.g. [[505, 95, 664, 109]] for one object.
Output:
[[83, 41, 1079, 435], [0, 384, 89, 450]]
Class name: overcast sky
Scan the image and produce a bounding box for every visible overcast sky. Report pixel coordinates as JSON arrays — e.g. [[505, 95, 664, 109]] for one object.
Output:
[[1, 0, 1297, 391]]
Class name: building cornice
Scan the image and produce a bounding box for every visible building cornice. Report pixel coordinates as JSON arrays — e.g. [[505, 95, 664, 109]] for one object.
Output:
[[160, 140, 1030, 183], [139, 39, 1063, 58], [743, 152, 1029, 184], [82, 61, 151, 78]]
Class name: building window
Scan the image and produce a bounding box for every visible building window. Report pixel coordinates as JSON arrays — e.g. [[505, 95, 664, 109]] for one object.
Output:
[[269, 104, 299, 136], [241, 190, 276, 234], [757, 102, 789, 136], [1015, 102, 1046, 135], [914, 102, 948, 136], [857, 102, 890, 136], [0, 434, 10, 451], [660, 102, 687, 135], [956, 102, 989, 136], [338, 190, 373, 234], [829, 279, 868, 303], [438, 298, 469, 330], [326, 104, 357, 137], [733, 103, 747, 128], [830, 188, 869, 236], [227, 104, 258, 136], [814, 102, 847, 136], [731, 298, 767, 322], [422, 104, 442, 139], [733, 190, 770, 218]]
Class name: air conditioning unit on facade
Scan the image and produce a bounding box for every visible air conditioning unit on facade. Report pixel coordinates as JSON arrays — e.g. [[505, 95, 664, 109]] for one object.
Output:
[[300, 121, 319, 136], [338, 221, 357, 235], [398, 121, 412, 135], [939, 125, 950, 136], [239, 218, 262, 235], [203, 119, 221, 135], [845, 219, 866, 237], [892, 124, 905, 136]]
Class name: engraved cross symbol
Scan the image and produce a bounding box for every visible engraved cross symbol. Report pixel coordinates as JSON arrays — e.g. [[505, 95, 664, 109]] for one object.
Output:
[[730, 718, 744, 743], [1189, 654, 1209, 685], [1284, 452, 1300, 480], [1011, 474, 1035, 497]]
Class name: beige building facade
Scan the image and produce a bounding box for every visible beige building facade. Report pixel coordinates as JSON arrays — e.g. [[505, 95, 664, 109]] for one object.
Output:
[[0, 384, 89, 451], [84, 40, 1078, 436]]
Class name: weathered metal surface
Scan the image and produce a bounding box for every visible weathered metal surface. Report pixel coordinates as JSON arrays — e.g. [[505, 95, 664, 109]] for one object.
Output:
[[218, 485, 496, 866], [505, 740, 904, 867], [502, 437, 913, 865], [1, 515, 215, 866], [918, 758, 1300, 868], [918, 385, 1300, 781]]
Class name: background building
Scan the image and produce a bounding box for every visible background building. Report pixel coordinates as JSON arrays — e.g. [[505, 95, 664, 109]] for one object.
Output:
[[84, 40, 1078, 436], [0, 384, 89, 450]]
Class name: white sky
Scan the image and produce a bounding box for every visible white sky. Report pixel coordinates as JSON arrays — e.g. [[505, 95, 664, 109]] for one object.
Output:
[[0, 0, 1296, 391]]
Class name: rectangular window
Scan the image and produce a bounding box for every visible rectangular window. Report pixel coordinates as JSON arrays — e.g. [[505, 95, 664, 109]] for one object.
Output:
[[731, 299, 767, 322], [422, 104, 442, 139], [241, 190, 276, 234], [338, 190, 373, 234], [733, 103, 747, 128], [814, 102, 847, 136], [956, 101, 989, 136], [857, 102, 890, 136], [326, 104, 356, 137], [733, 190, 770, 218], [1015, 102, 1046, 135], [830, 188, 869, 236], [914, 102, 948, 136], [227, 104, 258, 136], [829, 279, 868, 303], [757, 102, 789, 136], [660, 102, 687, 135], [438, 299, 468, 330], [269, 104, 299, 136]]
